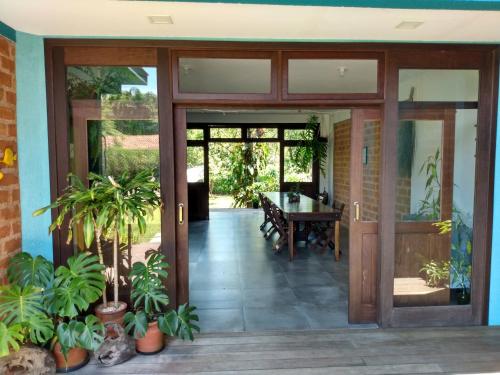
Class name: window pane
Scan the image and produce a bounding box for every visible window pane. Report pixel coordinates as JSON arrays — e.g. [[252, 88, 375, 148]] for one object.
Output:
[[187, 129, 204, 140], [247, 128, 278, 139], [67, 66, 160, 293], [284, 129, 311, 140], [187, 146, 205, 183], [393, 110, 477, 308], [179, 58, 271, 94], [284, 146, 313, 182], [288, 59, 378, 94], [396, 120, 443, 222], [399, 69, 479, 102], [210, 128, 241, 139]]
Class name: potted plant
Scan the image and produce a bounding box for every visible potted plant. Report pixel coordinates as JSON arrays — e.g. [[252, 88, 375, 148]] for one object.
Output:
[[124, 251, 199, 354], [0, 252, 105, 372], [34, 169, 161, 327]]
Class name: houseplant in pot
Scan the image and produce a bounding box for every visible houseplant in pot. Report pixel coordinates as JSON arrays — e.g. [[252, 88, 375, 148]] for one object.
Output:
[[124, 251, 199, 354], [34, 169, 161, 327], [0, 252, 106, 372]]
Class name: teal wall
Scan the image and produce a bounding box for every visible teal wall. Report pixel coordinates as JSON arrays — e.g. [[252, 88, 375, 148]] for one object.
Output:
[[16, 32, 53, 260], [0, 21, 15, 42], [489, 63, 500, 325]]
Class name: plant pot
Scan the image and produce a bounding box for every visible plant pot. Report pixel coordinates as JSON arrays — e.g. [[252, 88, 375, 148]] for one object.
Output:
[[53, 344, 89, 373], [95, 301, 127, 326], [136, 321, 165, 355], [96, 301, 127, 336]]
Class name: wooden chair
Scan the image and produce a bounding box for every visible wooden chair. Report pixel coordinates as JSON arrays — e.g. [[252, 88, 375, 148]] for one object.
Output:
[[269, 203, 289, 252], [261, 195, 278, 239], [258, 193, 272, 231], [310, 200, 345, 258]]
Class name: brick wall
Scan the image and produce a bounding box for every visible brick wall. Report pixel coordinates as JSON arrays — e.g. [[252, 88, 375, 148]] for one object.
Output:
[[333, 119, 351, 227], [0, 35, 19, 282], [333, 118, 412, 228]]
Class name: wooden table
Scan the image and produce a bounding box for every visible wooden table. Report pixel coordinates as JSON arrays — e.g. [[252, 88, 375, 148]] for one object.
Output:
[[264, 192, 343, 261]]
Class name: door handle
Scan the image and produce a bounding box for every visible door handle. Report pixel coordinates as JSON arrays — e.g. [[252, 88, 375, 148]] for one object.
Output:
[[178, 203, 184, 225], [353, 201, 360, 222]]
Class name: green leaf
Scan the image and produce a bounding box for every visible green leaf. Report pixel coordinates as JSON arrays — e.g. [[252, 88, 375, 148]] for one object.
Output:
[[53, 252, 105, 316], [56, 320, 84, 360], [7, 252, 54, 289], [28, 313, 54, 345], [124, 311, 148, 339], [83, 213, 95, 248], [0, 322, 23, 357], [78, 315, 105, 351], [0, 285, 45, 326], [158, 310, 178, 336]]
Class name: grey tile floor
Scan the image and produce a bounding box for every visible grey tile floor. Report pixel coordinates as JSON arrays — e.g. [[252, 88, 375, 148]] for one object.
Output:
[[189, 209, 349, 332]]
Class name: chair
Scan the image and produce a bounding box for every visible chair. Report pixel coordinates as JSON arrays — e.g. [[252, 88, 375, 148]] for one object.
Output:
[[269, 203, 289, 252], [310, 200, 345, 256], [258, 193, 272, 231], [260, 195, 278, 239]]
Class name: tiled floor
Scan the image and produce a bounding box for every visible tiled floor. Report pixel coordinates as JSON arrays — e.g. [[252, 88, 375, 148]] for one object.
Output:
[[189, 209, 349, 332]]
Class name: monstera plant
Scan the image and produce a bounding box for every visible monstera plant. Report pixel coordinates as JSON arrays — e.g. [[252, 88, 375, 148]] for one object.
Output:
[[0, 252, 105, 371], [124, 251, 199, 354]]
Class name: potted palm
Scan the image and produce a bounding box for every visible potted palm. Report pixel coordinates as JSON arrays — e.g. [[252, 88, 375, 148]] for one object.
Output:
[[34, 169, 161, 327], [124, 251, 199, 354], [0, 252, 105, 372]]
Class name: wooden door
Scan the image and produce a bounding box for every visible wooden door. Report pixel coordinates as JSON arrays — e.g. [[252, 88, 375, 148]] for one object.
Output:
[[349, 108, 382, 323]]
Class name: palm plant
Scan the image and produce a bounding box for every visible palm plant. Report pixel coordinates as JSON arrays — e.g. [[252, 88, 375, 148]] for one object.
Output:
[[0, 252, 105, 361], [34, 169, 161, 312], [124, 252, 199, 344]]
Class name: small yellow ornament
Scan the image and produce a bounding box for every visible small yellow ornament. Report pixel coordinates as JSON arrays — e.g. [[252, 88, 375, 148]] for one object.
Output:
[[0, 171, 4, 181], [1, 147, 16, 167]]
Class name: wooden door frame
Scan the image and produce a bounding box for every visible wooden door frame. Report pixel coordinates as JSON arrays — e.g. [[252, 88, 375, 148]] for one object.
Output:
[[44, 41, 497, 325], [378, 49, 498, 327]]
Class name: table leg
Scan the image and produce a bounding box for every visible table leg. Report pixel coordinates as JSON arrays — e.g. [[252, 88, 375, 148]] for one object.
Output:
[[288, 220, 295, 261], [334, 221, 340, 262]]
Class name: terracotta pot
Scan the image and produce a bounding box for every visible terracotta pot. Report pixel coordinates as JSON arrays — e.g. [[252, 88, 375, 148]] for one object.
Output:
[[136, 321, 165, 355], [52, 344, 89, 373], [95, 301, 127, 326]]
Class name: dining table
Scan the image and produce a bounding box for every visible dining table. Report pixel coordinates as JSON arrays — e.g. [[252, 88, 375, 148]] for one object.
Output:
[[264, 192, 343, 261]]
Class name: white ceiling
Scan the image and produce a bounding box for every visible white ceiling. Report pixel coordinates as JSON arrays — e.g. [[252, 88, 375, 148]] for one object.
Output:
[[1, 0, 500, 42]]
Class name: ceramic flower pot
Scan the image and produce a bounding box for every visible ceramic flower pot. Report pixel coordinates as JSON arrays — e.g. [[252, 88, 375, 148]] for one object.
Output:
[[136, 321, 165, 355], [52, 344, 89, 373]]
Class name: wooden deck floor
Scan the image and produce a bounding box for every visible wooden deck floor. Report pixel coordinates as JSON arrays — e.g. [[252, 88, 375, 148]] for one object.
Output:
[[76, 326, 500, 374]]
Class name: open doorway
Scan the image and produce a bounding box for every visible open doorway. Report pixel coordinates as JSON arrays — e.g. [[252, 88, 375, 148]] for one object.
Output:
[[186, 108, 357, 332]]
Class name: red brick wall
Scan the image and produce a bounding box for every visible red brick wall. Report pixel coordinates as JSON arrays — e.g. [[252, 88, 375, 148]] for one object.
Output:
[[333, 118, 412, 228], [0, 35, 19, 282], [333, 119, 351, 227]]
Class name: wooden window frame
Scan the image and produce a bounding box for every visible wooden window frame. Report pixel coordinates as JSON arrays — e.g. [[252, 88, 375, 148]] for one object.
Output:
[[282, 51, 385, 101], [172, 50, 279, 101], [379, 49, 497, 327]]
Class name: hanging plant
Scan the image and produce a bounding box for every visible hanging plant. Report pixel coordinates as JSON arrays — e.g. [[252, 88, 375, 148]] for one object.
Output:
[[289, 115, 328, 177]]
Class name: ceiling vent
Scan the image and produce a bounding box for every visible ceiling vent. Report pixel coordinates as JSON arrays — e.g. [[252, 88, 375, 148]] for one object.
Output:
[[395, 21, 424, 30], [148, 15, 173, 25]]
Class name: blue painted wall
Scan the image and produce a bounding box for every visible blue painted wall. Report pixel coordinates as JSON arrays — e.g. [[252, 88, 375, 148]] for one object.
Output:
[[16, 32, 53, 260], [489, 64, 500, 325], [0, 21, 16, 42]]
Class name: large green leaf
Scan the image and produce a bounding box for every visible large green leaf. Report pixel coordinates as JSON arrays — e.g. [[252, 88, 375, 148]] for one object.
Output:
[[27, 313, 54, 345], [54, 252, 105, 315], [0, 322, 23, 357], [124, 310, 148, 339], [78, 315, 105, 351], [56, 320, 83, 359], [158, 304, 199, 341], [7, 252, 54, 289], [0, 285, 45, 326]]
